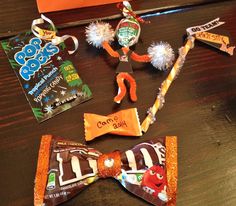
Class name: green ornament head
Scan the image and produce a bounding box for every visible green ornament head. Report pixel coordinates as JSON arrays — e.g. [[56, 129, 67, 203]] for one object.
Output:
[[116, 18, 141, 47]]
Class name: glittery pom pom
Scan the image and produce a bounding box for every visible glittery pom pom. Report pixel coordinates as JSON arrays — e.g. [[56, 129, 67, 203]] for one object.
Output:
[[148, 42, 175, 71], [85, 22, 115, 48]]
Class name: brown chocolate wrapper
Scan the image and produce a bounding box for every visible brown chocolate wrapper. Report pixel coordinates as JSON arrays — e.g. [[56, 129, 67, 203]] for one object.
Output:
[[84, 108, 142, 141], [34, 135, 177, 206]]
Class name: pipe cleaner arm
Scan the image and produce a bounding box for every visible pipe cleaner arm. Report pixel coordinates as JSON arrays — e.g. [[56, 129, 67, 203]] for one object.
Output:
[[130, 51, 151, 62], [102, 41, 120, 58]]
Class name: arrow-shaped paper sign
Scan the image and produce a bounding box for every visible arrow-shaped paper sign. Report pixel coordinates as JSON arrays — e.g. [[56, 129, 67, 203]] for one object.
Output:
[[186, 18, 225, 36]]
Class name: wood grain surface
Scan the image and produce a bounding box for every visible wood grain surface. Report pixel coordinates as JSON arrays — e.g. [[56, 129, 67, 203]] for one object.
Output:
[[0, 0, 236, 206]]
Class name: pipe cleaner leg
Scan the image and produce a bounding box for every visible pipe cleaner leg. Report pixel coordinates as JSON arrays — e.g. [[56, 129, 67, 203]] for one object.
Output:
[[114, 72, 137, 103], [125, 73, 137, 102], [114, 73, 127, 104]]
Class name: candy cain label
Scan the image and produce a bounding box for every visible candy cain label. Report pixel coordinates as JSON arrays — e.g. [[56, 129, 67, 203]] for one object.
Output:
[[43, 137, 167, 206], [1, 32, 92, 122]]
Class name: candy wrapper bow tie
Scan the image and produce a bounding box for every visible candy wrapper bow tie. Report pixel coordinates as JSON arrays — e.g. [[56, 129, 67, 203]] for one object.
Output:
[[34, 135, 177, 206]]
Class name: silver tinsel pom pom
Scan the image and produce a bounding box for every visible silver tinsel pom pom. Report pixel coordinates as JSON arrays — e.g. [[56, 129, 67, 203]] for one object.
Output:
[[148, 42, 175, 71], [85, 22, 115, 48]]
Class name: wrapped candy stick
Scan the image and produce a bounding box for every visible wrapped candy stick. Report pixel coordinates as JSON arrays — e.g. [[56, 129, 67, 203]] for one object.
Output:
[[142, 18, 235, 133], [141, 36, 195, 132]]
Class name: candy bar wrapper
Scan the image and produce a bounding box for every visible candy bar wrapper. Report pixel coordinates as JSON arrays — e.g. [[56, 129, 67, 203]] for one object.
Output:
[[84, 108, 142, 141], [1, 32, 92, 122], [186, 18, 235, 56], [34, 135, 177, 206], [194, 30, 235, 56]]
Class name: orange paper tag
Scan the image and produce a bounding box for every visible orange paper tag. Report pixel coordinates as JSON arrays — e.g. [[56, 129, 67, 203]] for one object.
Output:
[[84, 108, 142, 141], [195, 31, 229, 45], [195, 31, 235, 56]]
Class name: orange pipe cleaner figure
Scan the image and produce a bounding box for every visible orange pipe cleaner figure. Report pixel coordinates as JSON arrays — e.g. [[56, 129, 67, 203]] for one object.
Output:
[[86, 1, 175, 104]]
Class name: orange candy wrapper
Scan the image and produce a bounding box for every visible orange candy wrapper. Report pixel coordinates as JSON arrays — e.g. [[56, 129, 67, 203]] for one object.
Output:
[[84, 108, 142, 141]]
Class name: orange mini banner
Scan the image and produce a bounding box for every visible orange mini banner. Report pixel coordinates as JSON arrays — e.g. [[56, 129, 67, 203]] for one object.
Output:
[[36, 0, 127, 13]]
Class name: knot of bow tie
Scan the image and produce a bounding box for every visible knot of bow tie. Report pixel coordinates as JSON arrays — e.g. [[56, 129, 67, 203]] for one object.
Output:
[[97, 151, 121, 178]]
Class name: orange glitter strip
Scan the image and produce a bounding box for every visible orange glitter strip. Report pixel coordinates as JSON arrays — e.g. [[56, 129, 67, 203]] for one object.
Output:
[[34, 135, 52, 206], [166, 136, 178, 206]]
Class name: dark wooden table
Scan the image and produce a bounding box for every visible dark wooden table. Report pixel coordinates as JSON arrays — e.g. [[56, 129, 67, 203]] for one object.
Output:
[[0, 0, 236, 206]]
